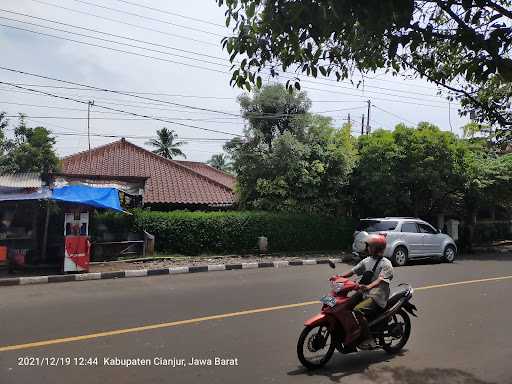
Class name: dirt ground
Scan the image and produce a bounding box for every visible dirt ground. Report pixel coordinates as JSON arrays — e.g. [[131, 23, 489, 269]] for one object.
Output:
[[89, 251, 349, 272]]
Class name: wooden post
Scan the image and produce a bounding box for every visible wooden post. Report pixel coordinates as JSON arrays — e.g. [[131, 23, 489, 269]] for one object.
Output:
[[41, 202, 50, 262]]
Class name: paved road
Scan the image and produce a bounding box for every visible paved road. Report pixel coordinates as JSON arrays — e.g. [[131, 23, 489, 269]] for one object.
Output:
[[0, 255, 511, 384]]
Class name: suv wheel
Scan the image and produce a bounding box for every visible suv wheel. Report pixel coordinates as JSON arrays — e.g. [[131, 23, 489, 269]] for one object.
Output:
[[443, 245, 456, 263], [392, 246, 408, 267]]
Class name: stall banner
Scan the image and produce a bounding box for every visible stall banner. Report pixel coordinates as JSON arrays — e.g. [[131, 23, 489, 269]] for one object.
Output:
[[64, 236, 90, 272]]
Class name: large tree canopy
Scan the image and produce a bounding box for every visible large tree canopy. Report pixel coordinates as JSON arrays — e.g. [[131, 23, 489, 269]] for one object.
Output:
[[218, 0, 512, 140], [0, 114, 60, 174], [351, 122, 470, 218], [226, 84, 357, 213]]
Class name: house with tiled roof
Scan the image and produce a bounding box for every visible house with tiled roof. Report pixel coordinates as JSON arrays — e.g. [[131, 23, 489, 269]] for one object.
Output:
[[61, 139, 236, 210]]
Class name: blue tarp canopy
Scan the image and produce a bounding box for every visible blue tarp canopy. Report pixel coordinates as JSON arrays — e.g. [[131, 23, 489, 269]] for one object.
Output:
[[51, 185, 122, 211]]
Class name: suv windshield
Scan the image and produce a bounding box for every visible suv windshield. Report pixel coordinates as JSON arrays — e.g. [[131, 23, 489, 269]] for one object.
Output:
[[357, 220, 398, 232]]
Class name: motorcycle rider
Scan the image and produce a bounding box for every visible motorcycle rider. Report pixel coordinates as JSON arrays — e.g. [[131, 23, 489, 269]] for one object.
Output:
[[340, 233, 393, 348]]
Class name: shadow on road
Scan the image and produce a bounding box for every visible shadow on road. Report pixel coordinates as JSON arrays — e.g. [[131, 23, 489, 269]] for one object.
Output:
[[287, 352, 495, 384], [287, 350, 399, 381]]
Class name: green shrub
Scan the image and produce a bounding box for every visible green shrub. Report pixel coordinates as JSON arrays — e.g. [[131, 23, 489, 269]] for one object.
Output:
[[472, 221, 512, 244], [132, 210, 355, 255], [91, 211, 135, 241]]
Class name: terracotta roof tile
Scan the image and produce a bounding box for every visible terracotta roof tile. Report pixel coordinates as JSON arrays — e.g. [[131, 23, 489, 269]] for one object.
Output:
[[176, 160, 235, 189], [61, 139, 235, 206]]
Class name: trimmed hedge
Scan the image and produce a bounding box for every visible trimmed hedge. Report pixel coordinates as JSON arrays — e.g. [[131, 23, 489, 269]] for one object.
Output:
[[132, 210, 355, 255], [472, 221, 512, 244]]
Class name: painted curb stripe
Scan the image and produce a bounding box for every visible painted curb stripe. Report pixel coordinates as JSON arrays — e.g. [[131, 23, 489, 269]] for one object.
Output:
[[147, 269, 170, 276], [124, 270, 148, 278], [208, 264, 226, 272], [100, 271, 125, 280], [19, 276, 49, 285], [0, 258, 343, 286], [75, 273, 102, 281], [169, 267, 189, 274], [48, 275, 75, 283], [225, 264, 243, 270]]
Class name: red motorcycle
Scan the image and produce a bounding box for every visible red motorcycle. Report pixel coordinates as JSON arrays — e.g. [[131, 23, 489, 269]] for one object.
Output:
[[297, 261, 418, 369]]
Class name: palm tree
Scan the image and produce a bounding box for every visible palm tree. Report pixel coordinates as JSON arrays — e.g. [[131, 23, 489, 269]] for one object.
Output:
[[207, 153, 232, 172], [146, 128, 187, 159]]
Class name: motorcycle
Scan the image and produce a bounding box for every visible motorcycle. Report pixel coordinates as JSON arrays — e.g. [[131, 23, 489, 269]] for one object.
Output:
[[297, 260, 418, 369]]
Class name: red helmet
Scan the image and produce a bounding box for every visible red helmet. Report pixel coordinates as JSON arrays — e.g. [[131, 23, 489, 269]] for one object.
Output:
[[366, 234, 387, 252]]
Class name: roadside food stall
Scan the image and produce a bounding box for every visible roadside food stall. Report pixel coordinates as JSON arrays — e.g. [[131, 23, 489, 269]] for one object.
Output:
[[0, 173, 145, 274]]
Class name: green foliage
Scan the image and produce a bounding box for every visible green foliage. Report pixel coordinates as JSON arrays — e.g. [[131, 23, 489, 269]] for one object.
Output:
[[146, 127, 187, 159], [462, 152, 512, 216], [91, 211, 135, 241], [351, 122, 469, 218], [0, 114, 60, 174], [207, 153, 232, 173], [470, 222, 512, 244], [133, 209, 355, 255], [218, 0, 512, 139], [226, 84, 356, 214], [237, 83, 311, 151]]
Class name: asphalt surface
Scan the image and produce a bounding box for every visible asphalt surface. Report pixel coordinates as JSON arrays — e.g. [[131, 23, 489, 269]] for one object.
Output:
[[0, 255, 511, 384]]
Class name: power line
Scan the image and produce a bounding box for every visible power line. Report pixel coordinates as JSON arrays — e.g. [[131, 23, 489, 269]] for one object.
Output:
[[0, 81, 242, 136], [0, 114, 245, 124], [27, 0, 448, 97], [110, 0, 224, 28], [29, 0, 220, 46], [10, 7, 452, 101], [0, 20, 450, 107], [0, 23, 229, 74], [372, 104, 416, 125], [69, 0, 226, 37], [4, 126, 232, 142], [0, 66, 239, 117], [0, 14, 456, 104], [0, 10, 227, 62], [0, 68, 363, 119]]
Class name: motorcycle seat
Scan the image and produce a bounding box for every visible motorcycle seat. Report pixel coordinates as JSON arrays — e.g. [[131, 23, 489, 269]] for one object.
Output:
[[385, 289, 409, 310]]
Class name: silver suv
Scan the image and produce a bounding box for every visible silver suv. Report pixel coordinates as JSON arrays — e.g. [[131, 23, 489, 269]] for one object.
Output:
[[352, 217, 457, 266]]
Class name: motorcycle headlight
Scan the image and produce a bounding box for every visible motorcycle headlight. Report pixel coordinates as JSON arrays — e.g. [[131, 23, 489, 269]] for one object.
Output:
[[330, 281, 344, 293]]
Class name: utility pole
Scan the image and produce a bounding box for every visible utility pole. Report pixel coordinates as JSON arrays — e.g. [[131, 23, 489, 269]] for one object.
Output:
[[87, 100, 94, 169], [366, 99, 371, 135], [361, 114, 365, 136]]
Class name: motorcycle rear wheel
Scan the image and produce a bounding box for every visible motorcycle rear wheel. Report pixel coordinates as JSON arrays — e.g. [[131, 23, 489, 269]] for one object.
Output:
[[380, 309, 411, 354], [297, 324, 336, 369]]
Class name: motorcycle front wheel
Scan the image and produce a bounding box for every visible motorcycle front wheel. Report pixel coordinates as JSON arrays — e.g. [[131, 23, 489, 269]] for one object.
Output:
[[379, 309, 411, 354], [297, 323, 336, 369]]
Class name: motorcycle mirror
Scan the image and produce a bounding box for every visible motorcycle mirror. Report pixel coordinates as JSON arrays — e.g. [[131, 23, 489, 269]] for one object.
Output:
[[328, 260, 336, 269]]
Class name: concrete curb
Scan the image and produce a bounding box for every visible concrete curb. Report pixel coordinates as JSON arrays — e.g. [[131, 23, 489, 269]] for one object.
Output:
[[0, 258, 343, 287]]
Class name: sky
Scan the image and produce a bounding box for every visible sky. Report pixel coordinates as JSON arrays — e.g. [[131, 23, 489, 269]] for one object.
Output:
[[0, 0, 470, 162]]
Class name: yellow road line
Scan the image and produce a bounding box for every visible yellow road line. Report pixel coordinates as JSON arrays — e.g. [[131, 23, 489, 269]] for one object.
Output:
[[1, 274, 512, 353], [415, 275, 512, 291]]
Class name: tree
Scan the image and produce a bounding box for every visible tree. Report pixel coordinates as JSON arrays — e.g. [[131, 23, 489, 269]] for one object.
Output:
[[146, 128, 187, 159], [238, 83, 311, 151], [218, 0, 512, 140], [0, 112, 7, 160], [207, 153, 232, 172], [351, 122, 469, 218], [226, 87, 357, 213], [0, 114, 60, 174]]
